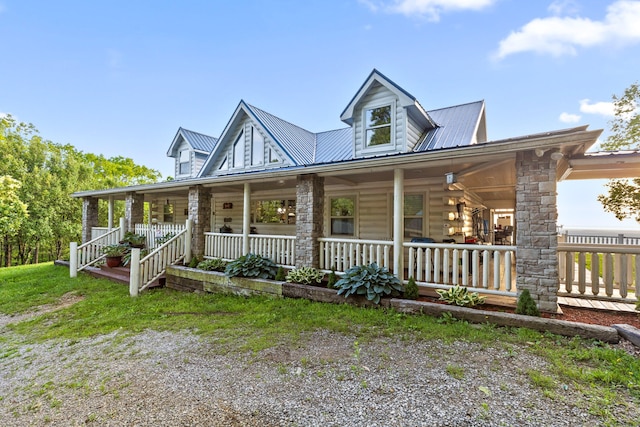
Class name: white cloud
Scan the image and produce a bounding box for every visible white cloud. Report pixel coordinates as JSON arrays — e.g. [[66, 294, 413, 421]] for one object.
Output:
[[559, 112, 581, 123], [495, 0, 640, 59], [548, 0, 580, 16], [579, 99, 616, 117], [361, 0, 496, 21]]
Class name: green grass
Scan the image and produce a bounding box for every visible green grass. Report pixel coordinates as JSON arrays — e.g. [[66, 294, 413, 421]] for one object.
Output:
[[2, 263, 640, 425]]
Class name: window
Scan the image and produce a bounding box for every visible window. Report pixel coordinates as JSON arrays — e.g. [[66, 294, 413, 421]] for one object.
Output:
[[268, 147, 280, 163], [163, 203, 174, 223], [179, 150, 190, 175], [365, 105, 392, 147], [253, 200, 296, 224], [233, 131, 244, 168], [251, 126, 264, 166], [330, 197, 355, 236], [218, 156, 228, 171], [404, 194, 424, 238]]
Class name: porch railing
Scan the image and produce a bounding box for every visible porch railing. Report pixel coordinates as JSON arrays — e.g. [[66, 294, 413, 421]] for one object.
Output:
[[134, 223, 187, 250], [406, 242, 517, 297], [558, 243, 639, 303], [318, 238, 393, 272], [130, 220, 192, 295], [70, 227, 123, 276], [204, 233, 296, 267]]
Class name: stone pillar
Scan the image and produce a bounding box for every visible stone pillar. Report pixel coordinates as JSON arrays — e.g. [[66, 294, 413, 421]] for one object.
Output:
[[295, 174, 324, 268], [188, 185, 211, 258], [82, 197, 99, 243], [515, 150, 559, 313], [125, 192, 145, 233]]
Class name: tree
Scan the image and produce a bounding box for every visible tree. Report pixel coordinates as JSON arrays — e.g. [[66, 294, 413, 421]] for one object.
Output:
[[0, 176, 28, 267], [597, 83, 640, 223]]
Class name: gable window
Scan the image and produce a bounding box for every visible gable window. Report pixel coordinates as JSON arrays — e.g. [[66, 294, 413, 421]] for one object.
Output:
[[404, 194, 424, 238], [365, 105, 392, 147], [179, 150, 190, 175], [251, 126, 264, 166], [268, 147, 280, 163], [233, 131, 244, 168], [218, 156, 228, 171], [330, 197, 355, 236]]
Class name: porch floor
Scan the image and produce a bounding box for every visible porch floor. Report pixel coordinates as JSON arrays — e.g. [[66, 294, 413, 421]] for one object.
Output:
[[558, 296, 636, 313], [84, 265, 165, 289]]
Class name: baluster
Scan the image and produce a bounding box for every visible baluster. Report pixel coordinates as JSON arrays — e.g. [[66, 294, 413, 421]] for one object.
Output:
[[590, 252, 600, 296], [434, 249, 441, 283], [482, 250, 490, 289], [604, 253, 614, 297], [504, 251, 513, 292], [493, 250, 500, 290], [620, 254, 628, 298], [578, 252, 586, 294]]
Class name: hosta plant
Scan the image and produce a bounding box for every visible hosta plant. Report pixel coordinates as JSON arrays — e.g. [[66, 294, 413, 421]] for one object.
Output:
[[286, 267, 324, 285], [334, 263, 403, 304], [436, 285, 485, 307], [196, 258, 227, 272], [224, 253, 278, 279]]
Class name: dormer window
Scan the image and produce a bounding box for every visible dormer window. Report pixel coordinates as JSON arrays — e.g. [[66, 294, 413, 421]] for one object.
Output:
[[179, 150, 190, 175], [365, 105, 392, 147]]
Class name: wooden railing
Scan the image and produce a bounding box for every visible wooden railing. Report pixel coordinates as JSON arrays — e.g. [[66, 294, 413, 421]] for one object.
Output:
[[405, 242, 517, 296], [130, 221, 192, 295], [562, 233, 640, 246], [134, 223, 186, 249], [70, 227, 123, 276], [558, 243, 639, 303], [318, 238, 393, 272], [204, 233, 296, 267]]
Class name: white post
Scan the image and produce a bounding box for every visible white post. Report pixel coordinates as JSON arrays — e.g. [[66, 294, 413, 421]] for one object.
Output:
[[107, 196, 114, 230], [129, 248, 140, 297], [243, 182, 251, 255], [184, 219, 192, 265], [70, 242, 78, 278], [393, 169, 404, 281], [118, 217, 125, 242]]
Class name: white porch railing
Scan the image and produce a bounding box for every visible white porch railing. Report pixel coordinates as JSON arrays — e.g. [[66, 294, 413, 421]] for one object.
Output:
[[318, 238, 393, 272], [70, 226, 123, 276], [134, 223, 187, 250], [130, 220, 192, 295], [204, 233, 296, 267], [91, 227, 110, 240], [406, 242, 517, 297], [558, 243, 639, 303], [562, 234, 640, 246]]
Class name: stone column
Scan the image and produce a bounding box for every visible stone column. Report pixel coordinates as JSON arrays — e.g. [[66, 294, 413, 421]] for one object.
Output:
[[295, 174, 324, 268], [188, 185, 211, 258], [515, 150, 559, 313], [125, 192, 145, 233], [82, 197, 99, 243]]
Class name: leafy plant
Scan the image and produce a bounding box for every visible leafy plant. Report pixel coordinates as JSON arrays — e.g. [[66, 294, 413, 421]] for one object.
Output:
[[275, 266, 287, 281], [327, 268, 338, 289], [102, 244, 127, 257], [188, 255, 201, 268], [121, 232, 146, 247], [515, 289, 540, 316], [404, 276, 419, 300], [286, 267, 324, 285], [155, 232, 175, 246], [436, 285, 485, 307], [196, 258, 227, 272], [122, 248, 148, 266], [334, 263, 403, 304], [224, 253, 278, 280]]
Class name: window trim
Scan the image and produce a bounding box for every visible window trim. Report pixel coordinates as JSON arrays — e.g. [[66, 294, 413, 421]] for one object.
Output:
[[232, 130, 245, 169], [251, 126, 264, 166], [328, 195, 357, 237], [363, 102, 395, 150], [403, 193, 425, 239], [178, 150, 190, 175]]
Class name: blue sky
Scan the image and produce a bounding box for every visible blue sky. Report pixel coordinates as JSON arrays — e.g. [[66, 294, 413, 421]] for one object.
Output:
[[1, 0, 639, 230]]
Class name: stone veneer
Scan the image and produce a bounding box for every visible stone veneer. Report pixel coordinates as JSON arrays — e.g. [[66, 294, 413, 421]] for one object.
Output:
[[188, 185, 211, 257], [125, 192, 145, 232], [295, 174, 324, 268], [81, 197, 99, 243], [515, 150, 559, 313]]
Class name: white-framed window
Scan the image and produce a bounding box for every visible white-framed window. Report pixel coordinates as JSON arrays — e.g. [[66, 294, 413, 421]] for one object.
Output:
[[233, 131, 244, 168], [268, 147, 280, 163], [404, 193, 424, 238], [365, 104, 392, 147], [218, 156, 228, 171], [179, 150, 190, 175], [330, 196, 355, 236], [252, 199, 296, 224], [251, 126, 264, 166]]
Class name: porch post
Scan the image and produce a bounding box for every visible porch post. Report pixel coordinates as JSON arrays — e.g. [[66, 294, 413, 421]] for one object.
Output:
[[393, 169, 404, 281], [188, 185, 211, 258], [515, 150, 559, 313], [295, 174, 324, 268], [107, 196, 114, 230], [243, 183, 251, 255], [125, 192, 144, 233], [81, 197, 99, 244]]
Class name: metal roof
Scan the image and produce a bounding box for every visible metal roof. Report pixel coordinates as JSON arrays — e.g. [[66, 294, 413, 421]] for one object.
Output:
[[315, 128, 352, 163], [179, 128, 218, 153], [417, 101, 485, 151]]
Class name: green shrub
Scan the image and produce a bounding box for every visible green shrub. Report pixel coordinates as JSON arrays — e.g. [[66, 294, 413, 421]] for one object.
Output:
[[334, 263, 404, 305], [188, 255, 202, 269], [196, 258, 227, 272], [515, 289, 540, 316], [436, 285, 485, 307], [327, 268, 338, 289], [286, 267, 324, 285], [404, 277, 419, 300], [275, 266, 287, 281], [224, 253, 278, 280]]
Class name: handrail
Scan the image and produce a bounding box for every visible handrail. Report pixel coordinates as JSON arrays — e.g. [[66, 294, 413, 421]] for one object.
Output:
[[73, 227, 122, 273]]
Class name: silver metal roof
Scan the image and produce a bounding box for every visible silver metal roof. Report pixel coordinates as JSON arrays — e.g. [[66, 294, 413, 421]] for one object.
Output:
[[417, 101, 484, 151], [315, 128, 352, 163], [179, 128, 218, 153]]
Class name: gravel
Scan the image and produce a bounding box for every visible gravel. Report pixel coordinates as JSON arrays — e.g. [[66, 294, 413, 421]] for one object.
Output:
[[0, 316, 637, 426]]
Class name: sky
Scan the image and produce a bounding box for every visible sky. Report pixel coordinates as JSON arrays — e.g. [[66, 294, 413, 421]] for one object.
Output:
[[1, 0, 639, 231]]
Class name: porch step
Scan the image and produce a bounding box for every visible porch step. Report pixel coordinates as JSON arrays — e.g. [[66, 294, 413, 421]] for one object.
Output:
[[84, 265, 165, 289]]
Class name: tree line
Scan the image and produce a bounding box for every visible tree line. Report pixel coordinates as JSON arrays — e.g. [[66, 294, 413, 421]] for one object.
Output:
[[0, 115, 161, 267]]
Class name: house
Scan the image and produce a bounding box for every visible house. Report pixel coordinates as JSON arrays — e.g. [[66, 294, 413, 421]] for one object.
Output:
[[71, 69, 640, 312]]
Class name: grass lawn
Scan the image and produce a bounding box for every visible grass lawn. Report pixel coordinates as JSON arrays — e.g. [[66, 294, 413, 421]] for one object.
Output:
[[1, 262, 640, 423]]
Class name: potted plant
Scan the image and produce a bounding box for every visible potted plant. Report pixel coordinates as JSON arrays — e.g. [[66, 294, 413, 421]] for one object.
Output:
[[102, 244, 127, 267], [121, 232, 147, 248]]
